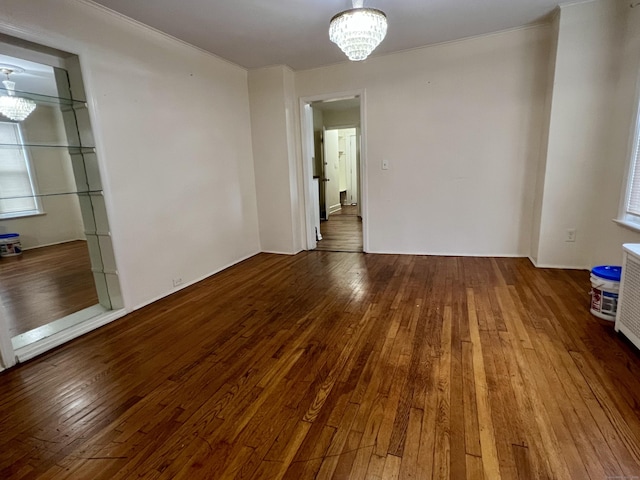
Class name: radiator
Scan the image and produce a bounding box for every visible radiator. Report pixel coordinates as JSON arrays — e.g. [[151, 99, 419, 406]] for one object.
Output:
[[615, 244, 640, 350]]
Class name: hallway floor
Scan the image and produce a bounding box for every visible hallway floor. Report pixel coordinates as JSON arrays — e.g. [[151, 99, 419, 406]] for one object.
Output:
[[316, 205, 363, 253]]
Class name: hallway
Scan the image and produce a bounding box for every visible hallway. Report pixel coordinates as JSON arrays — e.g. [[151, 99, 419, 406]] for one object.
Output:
[[315, 205, 363, 252]]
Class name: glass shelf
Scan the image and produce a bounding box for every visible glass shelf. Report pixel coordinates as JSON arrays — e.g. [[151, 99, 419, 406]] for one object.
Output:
[[0, 190, 103, 201], [0, 88, 87, 109], [0, 143, 95, 153]]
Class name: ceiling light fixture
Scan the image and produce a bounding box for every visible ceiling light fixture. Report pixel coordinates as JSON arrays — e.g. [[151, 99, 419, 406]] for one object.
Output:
[[329, 0, 387, 62], [0, 67, 36, 122]]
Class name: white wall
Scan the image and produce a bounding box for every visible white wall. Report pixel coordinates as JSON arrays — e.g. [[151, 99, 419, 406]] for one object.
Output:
[[0, 0, 260, 310], [589, 1, 640, 266], [532, 0, 640, 268], [248, 65, 301, 254], [0, 105, 85, 248], [284, 66, 304, 253], [296, 26, 551, 255], [529, 11, 559, 266], [323, 107, 360, 128]]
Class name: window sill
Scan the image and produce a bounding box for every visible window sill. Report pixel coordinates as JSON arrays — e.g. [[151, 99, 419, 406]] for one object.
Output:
[[0, 211, 46, 221], [613, 218, 640, 233]]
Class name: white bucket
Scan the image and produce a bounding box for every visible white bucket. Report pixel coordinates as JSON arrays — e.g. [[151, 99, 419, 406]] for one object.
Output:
[[0, 233, 22, 257], [590, 273, 619, 321]]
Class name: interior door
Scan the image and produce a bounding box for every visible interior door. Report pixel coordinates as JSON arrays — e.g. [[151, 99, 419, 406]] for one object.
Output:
[[348, 131, 358, 205], [323, 129, 340, 219]]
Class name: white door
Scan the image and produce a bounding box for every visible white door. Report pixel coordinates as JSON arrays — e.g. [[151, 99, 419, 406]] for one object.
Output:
[[323, 129, 340, 217], [347, 132, 358, 205]]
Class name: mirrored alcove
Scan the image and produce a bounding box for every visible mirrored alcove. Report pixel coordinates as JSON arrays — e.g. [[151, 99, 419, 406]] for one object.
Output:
[[0, 34, 122, 361]]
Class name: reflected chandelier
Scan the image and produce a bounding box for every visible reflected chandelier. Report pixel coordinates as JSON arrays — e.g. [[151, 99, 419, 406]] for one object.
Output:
[[329, 0, 387, 62], [0, 68, 36, 122]]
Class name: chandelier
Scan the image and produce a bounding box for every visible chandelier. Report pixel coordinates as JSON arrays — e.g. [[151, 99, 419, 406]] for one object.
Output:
[[0, 68, 36, 122], [329, 0, 387, 62]]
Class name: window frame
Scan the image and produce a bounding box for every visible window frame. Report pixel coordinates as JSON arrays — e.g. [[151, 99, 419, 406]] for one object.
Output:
[[618, 77, 640, 232], [0, 121, 43, 220]]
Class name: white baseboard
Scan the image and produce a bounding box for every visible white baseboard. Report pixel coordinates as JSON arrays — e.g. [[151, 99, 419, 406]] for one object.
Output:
[[528, 256, 588, 270], [329, 204, 342, 214], [364, 250, 527, 258], [14, 307, 127, 363], [23, 237, 86, 251], [10, 250, 264, 365], [130, 250, 261, 312]]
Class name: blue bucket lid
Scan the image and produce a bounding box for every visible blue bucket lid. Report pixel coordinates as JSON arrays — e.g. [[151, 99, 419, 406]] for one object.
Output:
[[591, 265, 622, 282], [0, 233, 19, 239]]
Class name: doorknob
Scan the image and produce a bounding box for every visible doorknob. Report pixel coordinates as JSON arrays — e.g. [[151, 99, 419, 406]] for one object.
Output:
[[322, 178, 330, 182]]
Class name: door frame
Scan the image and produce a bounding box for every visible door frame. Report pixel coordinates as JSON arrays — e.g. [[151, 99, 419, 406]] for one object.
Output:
[[299, 90, 368, 252]]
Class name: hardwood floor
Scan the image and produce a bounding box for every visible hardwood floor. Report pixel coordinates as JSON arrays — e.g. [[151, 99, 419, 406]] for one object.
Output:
[[1, 252, 640, 479], [316, 206, 363, 252], [0, 241, 98, 337], [331, 205, 358, 216]]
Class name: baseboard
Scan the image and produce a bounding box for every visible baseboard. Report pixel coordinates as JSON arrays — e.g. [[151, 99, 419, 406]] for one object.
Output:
[[302, 249, 588, 270], [10, 250, 263, 365], [130, 250, 261, 312], [22, 237, 86, 251], [329, 204, 342, 214], [14, 308, 127, 363], [365, 250, 527, 258], [527, 256, 588, 270]]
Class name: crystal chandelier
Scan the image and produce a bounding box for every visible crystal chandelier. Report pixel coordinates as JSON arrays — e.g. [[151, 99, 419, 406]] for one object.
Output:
[[329, 0, 387, 62], [0, 68, 36, 122]]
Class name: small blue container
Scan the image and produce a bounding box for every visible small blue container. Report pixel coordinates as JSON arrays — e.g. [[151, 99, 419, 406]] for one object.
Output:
[[590, 265, 622, 321]]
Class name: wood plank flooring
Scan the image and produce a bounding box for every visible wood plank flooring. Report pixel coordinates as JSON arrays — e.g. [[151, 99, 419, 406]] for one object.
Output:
[[1, 252, 640, 479], [0, 241, 98, 337], [316, 206, 363, 252]]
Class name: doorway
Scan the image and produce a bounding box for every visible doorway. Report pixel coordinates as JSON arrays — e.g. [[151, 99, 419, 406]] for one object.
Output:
[[316, 127, 362, 252], [301, 94, 365, 253]]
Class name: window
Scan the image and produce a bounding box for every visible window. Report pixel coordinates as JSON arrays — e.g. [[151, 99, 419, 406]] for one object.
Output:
[[0, 121, 42, 219], [622, 97, 640, 228]]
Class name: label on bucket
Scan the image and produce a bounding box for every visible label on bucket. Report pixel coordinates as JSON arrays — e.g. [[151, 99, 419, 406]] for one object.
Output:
[[0, 241, 22, 256], [591, 288, 618, 316]]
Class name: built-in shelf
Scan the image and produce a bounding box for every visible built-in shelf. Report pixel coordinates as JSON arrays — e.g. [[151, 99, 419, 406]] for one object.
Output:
[[0, 88, 86, 109], [0, 143, 95, 153], [0, 190, 103, 201]]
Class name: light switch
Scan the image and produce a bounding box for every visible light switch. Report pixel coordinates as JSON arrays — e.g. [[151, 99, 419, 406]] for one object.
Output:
[[382, 159, 389, 170]]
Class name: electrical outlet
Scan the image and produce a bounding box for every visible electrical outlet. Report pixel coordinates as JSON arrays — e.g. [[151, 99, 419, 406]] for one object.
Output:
[[173, 277, 184, 287], [382, 159, 389, 170], [565, 229, 576, 242]]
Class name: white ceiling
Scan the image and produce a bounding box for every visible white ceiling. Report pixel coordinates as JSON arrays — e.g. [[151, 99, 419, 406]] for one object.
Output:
[[0, 54, 57, 96], [312, 97, 360, 111], [92, 0, 561, 71]]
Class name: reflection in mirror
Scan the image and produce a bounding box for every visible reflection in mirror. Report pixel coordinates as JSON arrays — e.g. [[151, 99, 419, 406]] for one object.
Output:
[[0, 48, 121, 353]]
